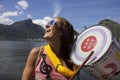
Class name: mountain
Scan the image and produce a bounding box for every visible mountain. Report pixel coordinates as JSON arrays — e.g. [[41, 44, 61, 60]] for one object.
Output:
[[0, 19, 45, 41], [99, 19, 120, 42], [2, 18, 119, 42]]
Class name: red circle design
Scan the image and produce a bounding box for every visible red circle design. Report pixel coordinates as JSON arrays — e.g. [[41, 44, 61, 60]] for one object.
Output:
[[81, 36, 97, 52]]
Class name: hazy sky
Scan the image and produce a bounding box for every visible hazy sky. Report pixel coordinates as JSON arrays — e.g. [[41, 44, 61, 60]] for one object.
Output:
[[0, 0, 120, 31]]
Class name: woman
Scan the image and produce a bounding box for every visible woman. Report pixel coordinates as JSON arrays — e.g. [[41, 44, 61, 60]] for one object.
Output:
[[22, 16, 77, 80]]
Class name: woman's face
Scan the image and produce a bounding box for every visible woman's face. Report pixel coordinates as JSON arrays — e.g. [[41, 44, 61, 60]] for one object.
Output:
[[43, 18, 61, 40]]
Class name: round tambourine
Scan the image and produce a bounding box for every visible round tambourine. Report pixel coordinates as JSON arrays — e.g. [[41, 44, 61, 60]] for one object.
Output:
[[70, 25, 112, 65]]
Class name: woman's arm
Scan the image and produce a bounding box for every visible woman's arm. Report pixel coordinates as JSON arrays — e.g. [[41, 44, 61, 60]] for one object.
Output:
[[22, 47, 40, 80]]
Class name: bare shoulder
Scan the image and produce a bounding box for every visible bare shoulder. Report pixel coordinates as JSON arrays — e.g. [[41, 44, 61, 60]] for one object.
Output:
[[29, 47, 41, 57], [22, 46, 43, 80], [30, 47, 40, 54], [27, 46, 43, 62]]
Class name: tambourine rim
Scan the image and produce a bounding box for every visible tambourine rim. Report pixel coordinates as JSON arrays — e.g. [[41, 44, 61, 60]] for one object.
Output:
[[70, 25, 112, 65]]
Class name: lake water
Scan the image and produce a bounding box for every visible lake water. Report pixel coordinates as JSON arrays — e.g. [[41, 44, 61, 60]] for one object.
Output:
[[0, 41, 119, 80], [0, 41, 46, 80]]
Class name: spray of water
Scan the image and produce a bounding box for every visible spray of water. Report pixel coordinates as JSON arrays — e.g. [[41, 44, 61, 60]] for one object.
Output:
[[53, 2, 61, 17], [33, 1, 61, 29]]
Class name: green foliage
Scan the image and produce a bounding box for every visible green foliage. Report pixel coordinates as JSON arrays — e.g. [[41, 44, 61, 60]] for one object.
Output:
[[1, 19, 120, 42], [99, 19, 120, 42], [0, 19, 45, 41]]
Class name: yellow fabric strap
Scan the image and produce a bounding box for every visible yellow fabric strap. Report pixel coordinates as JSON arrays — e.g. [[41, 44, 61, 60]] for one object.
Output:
[[44, 45, 74, 77]]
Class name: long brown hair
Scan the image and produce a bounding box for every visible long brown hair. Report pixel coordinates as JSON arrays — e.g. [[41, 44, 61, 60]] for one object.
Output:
[[56, 16, 74, 61]]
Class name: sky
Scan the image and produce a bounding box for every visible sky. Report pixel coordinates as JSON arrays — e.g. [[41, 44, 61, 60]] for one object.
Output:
[[0, 0, 120, 32]]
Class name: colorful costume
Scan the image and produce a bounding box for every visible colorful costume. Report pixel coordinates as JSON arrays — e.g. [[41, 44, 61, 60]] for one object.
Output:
[[35, 45, 69, 80]]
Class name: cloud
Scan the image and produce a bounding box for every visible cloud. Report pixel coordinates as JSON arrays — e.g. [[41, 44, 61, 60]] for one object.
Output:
[[53, 2, 61, 17], [1, 11, 19, 17], [0, 0, 29, 25], [15, 0, 30, 19], [27, 14, 32, 18], [16, 0, 29, 10], [0, 11, 19, 25], [33, 17, 52, 28], [0, 17, 14, 25], [33, 19, 43, 25]]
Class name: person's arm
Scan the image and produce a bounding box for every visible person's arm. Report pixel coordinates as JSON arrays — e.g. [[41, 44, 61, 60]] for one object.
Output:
[[22, 47, 40, 80]]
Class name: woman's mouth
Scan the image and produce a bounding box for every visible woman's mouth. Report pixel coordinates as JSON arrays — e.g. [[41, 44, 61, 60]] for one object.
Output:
[[45, 29, 51, 34], [47, 29, 51, 32]]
